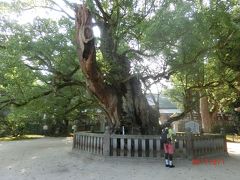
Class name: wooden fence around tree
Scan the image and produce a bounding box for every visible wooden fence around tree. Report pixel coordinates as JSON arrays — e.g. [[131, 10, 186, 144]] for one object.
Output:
[[73, 131, 227, 159]]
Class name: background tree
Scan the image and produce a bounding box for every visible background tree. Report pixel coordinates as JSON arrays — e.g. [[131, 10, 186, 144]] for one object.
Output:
[[0, 13, 98, 136], [144, 0, 240, 132]]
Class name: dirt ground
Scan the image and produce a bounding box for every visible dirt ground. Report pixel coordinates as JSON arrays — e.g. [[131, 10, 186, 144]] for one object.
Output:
[[0, 137, 239, 180]]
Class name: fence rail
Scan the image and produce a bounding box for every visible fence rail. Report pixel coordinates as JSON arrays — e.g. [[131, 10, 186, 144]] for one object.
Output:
[[73, 132, 104, 155], [192, 135, 226, 156], [73, 131, 227, 158]]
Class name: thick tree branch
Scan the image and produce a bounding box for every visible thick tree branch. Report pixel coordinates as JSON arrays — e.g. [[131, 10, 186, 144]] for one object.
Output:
[[188, 81, 222, 90], [94, 0, 111, 21], [141, 71, 171, 82], [0, 81, 84, 110], [166, 111, 189, 124], [23, 63, 47, 71], [24, 53, 80, 82], [64, 99, 95, 115]]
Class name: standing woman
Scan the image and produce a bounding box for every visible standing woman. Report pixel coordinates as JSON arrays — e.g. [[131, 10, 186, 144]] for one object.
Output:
[[162, 124, 175, 168]]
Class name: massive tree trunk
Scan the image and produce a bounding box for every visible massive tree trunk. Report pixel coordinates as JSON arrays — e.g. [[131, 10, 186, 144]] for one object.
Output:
[[200, 96, 218, 132], [74, 5, 159, 134]]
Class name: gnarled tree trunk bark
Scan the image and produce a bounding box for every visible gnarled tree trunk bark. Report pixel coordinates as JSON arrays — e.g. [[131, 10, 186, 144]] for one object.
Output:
[[75, 5, 159, 134], [200, 96, 218, 132]]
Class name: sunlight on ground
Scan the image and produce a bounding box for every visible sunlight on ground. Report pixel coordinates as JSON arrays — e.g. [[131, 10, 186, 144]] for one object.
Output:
[[226, 135, 240, 143], [0, 135, 44, 141], [227, 142, 240, 155], [63, 137, 73, 144]]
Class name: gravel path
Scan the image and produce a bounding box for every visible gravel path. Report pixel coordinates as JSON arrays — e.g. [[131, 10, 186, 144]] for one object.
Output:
[[0, 137, 239, 180]]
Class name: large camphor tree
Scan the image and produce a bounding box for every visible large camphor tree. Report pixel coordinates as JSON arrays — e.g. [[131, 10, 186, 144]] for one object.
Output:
[[74, 1, 160, 134]]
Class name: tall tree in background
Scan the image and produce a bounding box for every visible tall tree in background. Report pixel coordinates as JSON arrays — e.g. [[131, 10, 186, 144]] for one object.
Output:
[[144, 0, 240, 132], [0, 14, 97, 136]]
